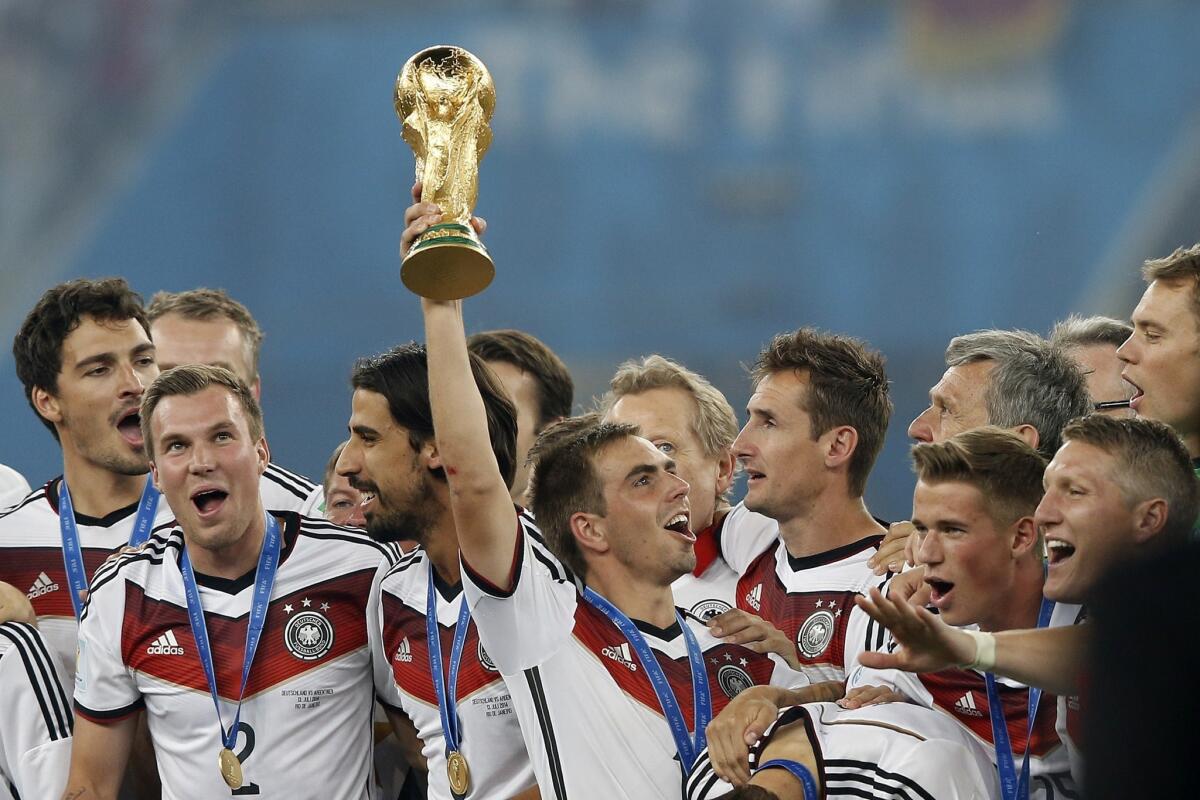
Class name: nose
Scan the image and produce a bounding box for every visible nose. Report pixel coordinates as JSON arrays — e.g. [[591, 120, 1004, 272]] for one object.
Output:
[[336, 440, 360, 478], [731, 422, 753, 460], [915, 530, 941, 565], [1115, 333, 1135, 365], [670, 472, 690, 501], [908, 407, 935, 443], [118, 360, 148, 398], [1033, 492, 1060, 529], [188, 441, 215, 475]]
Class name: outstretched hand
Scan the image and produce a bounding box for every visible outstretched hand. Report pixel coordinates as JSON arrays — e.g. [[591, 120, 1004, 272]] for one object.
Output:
[[854, 588, 974, 673]]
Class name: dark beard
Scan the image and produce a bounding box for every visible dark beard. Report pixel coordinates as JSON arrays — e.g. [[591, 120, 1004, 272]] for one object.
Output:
[[364, 472, 437, 544], [365, 506, 435, 544]]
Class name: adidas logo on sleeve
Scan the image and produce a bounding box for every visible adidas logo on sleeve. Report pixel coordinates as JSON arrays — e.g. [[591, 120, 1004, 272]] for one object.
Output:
[[601, 642, 638, 671], [146, 629, 186, 656], [26, 572, 60, 600]]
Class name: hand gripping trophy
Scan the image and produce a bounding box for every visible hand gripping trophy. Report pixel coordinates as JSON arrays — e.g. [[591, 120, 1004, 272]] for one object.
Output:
[[395, 45, 496, 300]]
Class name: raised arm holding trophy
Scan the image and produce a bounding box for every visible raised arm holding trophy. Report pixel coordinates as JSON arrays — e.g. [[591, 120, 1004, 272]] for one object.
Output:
[[395, 45, 496, 300]]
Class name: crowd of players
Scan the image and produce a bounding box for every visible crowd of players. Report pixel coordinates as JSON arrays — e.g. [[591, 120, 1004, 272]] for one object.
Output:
[[1, 194, 1197, 800]]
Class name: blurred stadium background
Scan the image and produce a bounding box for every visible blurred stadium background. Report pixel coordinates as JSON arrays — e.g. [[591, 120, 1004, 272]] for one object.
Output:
[[2, 0, 1199, 521]]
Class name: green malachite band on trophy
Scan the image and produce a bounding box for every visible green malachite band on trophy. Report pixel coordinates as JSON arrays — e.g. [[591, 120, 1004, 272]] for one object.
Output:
[[412, 237, 483, 250]]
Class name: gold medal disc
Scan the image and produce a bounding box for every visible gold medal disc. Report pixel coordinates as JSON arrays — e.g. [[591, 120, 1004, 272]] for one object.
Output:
[[219, 747, 243, 789], [447, 750, 471, 796]]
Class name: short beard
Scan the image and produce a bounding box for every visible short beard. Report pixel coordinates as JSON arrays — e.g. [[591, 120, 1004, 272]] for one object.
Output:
[[365, 472, 438, 545]]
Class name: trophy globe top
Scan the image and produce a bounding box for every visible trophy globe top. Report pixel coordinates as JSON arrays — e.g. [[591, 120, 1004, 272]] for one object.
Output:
[[394, 45, 495, 124]]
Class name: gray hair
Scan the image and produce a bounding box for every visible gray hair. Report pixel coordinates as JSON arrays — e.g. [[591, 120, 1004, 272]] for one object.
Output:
[[945, 330, 1090, 459], [1049, 315, 1133, 350]]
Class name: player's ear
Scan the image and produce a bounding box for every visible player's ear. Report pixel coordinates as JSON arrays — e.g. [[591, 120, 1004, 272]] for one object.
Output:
[[1131, 497, 1169, 544], [255, 435, 270, 473], [715, 448, 735, 498], [149, 460, 162, 493], [571, 512, 609, 556], [1011, 515, 1038, 558], [421, 439, 443, 472], [31, 386, 63, 426], [1011, 424, 1040, 452], [822, 425, 858, 470]]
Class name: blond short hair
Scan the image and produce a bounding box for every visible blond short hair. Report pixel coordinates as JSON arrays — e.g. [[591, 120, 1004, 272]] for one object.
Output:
[[140, 365, 264, 459]]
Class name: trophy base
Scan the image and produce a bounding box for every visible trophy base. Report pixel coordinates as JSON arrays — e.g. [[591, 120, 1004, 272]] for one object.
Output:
[[402, 223, 495, 300]]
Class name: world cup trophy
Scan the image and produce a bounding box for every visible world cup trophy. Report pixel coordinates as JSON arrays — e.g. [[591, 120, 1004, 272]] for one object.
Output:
[[395, 45, 496, 300]]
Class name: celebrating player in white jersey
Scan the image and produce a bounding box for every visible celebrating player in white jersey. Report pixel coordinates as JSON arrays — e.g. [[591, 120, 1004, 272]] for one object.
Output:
[[716, 329, 895, 685], [63, 365, 393, 800], [402, 201, 807, 799], [857, 415, 1199, 788], [337, 338, 539, 799], [846, 428, 1075, 799]]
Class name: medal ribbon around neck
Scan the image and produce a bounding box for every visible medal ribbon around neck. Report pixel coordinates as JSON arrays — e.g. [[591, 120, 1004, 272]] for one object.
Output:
[[581, 587, 713, 772], [425, 560, 473, 787], [58, 477, 161, 620], [985, 595, 1055, 800], [179, 511, 281, 778]]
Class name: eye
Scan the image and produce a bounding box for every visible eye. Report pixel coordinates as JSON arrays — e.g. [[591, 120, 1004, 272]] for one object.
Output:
[[332, 499, 354, 510], [656, 442, 675, 455], [86, 366, 110, 378], [634, 475, 650, 487], [215, 431, 234, 442], [136, 355, 156, 367], [165, 441, 185, 453]]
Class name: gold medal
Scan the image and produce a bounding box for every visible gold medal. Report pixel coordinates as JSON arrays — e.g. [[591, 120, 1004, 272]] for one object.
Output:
[[446, 750, 471, 796], [218, 747, 243, 789]]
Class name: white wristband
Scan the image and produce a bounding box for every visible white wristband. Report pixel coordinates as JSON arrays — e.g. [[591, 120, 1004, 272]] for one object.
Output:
[[962, 629, 996, 671]]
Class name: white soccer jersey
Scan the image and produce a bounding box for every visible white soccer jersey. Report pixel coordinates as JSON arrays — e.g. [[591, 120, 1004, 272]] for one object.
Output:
[[672, 508, 779, 623], [0, 465, 324, 680], [0, 622, 72, 800], [849, 635, 1078, 799], [461, 512, 808, 799], [73, 513, 395, 800], [686, 701, 1001, 800], [1049, 603, 1086, 788], [735, 532, 892, 683], [368, 547, 535, 800]]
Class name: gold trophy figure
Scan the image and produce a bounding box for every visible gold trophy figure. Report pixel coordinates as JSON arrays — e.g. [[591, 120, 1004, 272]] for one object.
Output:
[[395, 45, 496, 300]]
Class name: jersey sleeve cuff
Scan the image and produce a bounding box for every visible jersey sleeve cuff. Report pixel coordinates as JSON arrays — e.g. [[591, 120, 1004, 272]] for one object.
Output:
[[74, 698, 145, 724], [460, 517, 525, 599]]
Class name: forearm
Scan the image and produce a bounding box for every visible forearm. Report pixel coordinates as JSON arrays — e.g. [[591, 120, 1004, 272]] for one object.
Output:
[[421, 297, 518, 585], [986, 624, 1087, 696], [62, 716, 135, 800]]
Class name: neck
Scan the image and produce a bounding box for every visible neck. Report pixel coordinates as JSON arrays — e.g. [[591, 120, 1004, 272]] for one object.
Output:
[[587, 565, 678, 629], [425, 514, 462, 585], [188, 511, 269, 580], [978, 557, 1045, 633], [777, 495, 884, 559], [61, 450, 145, 518]]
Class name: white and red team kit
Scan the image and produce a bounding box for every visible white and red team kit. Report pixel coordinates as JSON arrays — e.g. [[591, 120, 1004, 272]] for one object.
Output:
[[461, 509, 808, 799], [72, 513, 392, 800], [368, 545, 536, 800], [721, 503, 893, 683], [0, 466, 324, 680], [848, 611, 1081, 800]]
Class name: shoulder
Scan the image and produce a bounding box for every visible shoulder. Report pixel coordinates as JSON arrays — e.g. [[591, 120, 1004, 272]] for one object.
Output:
[[261, 462, 320, 503], [295, 514, 401, 562], [0, 482, 53, 527], [86, 525, 183, 603]]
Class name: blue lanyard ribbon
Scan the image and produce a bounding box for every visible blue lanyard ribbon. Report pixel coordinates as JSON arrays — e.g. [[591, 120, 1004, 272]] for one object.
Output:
[[426, 560, 473, 759], [757, 759, 819, 800], [58, 477, 161, 620], [180, 512, 281, 753], [581, 587, 712, 771], [985, 595, 1055, 800]]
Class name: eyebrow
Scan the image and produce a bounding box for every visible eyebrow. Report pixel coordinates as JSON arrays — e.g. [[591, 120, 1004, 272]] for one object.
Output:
[[623, 458, 676, 482], [350, 424, 380, 438]]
